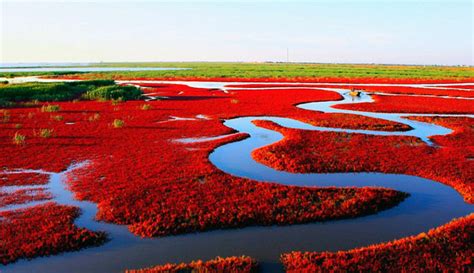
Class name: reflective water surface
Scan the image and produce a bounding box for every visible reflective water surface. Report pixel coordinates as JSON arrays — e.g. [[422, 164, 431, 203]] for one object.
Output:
[[0, 67, 189, 73]]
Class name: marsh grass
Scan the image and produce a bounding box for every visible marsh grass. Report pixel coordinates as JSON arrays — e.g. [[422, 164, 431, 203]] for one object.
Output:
[[51, 115, 64, 121], [37, 128, 54, 138], [111, 99, 122, 106], [13, 132, 26, 145], [20, 100, 40, 107], [0, 98, 10, 107], [112, 119, 125, 128], [82, 85, 142, 101], [1, 110, 10, 123], [41, 104, 60, 112], [89, 113, 100, 122], [0, 80, 142, 106], [0, 80, 113, 102], [141, 104, 152, 110]]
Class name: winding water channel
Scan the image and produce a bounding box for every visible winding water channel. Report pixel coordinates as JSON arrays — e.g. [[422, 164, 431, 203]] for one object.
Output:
[[2, 80, 473, 273]]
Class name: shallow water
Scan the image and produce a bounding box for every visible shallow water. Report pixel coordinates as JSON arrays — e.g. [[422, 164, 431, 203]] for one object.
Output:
[[0, 67, 189, 73], [1, 80, 473, 273]]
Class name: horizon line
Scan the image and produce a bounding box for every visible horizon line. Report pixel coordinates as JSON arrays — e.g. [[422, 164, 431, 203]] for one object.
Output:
[[1, 61, 472, 68]]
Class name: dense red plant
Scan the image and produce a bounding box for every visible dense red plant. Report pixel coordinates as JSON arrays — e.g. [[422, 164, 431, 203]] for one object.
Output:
[[52, 74, 474, 84], [406, 116, 474, 147], [137, 84, 411, 131], [352, 85, 474, 98], [334, 94, 474, 114], [0, 81, 470, 266], [0, 188, 51, 207], [126, 256, 258, 273], [281, 213, 473, 272], [252, 119, 473, 203], [0, 203, 107, 265], [301, 113, 411, 131], [441, 84, 474, 89], [0, 83, 409, 263], [0, 173, 49, 186], [124, 185, 406, 237], [225, 84, 474, 98]]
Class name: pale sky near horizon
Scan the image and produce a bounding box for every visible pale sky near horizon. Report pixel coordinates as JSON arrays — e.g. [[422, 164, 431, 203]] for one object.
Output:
[[1, 0, 472, 65]]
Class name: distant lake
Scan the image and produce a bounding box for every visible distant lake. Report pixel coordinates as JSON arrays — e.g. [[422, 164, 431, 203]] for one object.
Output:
[[0, 66, 189, 73]]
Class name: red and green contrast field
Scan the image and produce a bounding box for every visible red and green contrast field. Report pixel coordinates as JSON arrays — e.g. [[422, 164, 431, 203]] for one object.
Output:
[[0, 71, 473, 272]]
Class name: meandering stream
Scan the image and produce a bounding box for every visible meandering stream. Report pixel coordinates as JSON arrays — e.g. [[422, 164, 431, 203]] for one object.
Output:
[[2, 80, 473, 273]]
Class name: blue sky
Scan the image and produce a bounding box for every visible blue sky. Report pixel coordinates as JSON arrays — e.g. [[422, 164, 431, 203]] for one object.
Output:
[[1, 0, 472, 65]]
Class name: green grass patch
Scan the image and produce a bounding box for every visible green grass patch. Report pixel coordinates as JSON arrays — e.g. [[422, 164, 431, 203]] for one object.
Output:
[[37, 128, 54, 138], [112, 119, 125, 128], [41, 104, 60, 112], [140, 104, 152, 110], [0, 80, 142, 107], [13, 132, 26, 145], [82, 85, 142, 101], [3, 62, 471, 80]]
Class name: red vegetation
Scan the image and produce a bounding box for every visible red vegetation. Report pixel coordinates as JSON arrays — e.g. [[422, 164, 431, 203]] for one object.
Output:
[[137, 84, 411, 131], [0, 203, 107, 265], [124, 184, 406, 237], [302, 113, 411, 131], [281, 213, 474, 272], [252, 119, 473, 203], [53, 74, 474, 84], [407, 116, 474, 148], [335, 94, 474, 114], [225, 84, 474, 98], [0, 173, 49, 186], [225, 84, 330, 88], [0, 188, 51, 207], [1, 81, 471, 265], [126, 256, 258, 273], [441, 84, 474, 89], [0, 84, 407, 242]]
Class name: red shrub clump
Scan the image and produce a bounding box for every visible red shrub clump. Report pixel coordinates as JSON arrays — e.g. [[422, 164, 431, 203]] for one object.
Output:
[[442, 84, 474, 89], [126, 256, 258, 273], [252, 119, 473, 202], [0, 173, 49, 186], [281, 213, 473, 272], [124, 183, 406, 237], [0, 203, 107, 265], [406, 116, 474, 147], [0, 188, 51, 207], [335, 94, 474, 114], [302, 113, 411, 131]]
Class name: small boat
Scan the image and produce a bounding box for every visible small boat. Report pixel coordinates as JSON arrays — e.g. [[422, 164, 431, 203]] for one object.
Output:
[[349, 89, 362, 97]]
